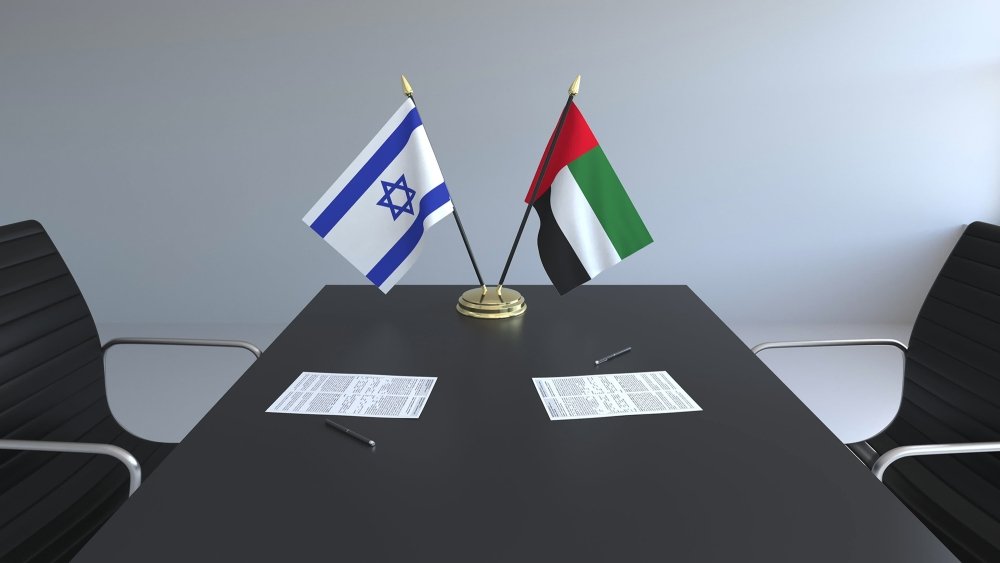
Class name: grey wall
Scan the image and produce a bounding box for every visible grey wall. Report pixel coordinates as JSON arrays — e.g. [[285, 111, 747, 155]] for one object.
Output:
[[2, 0, 998, 326]]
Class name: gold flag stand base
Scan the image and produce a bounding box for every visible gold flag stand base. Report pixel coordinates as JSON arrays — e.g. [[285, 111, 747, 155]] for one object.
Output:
[[456, 286, 526, 319]]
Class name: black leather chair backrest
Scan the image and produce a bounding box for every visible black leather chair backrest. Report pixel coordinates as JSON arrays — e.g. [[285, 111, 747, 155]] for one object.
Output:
[[869, 221, 1000, 561], [0, 220, 172, 562]]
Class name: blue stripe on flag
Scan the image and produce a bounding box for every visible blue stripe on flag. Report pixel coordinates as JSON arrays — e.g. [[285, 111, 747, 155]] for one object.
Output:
[[309, 107, 423, 238], [366, 182, 451, 288]]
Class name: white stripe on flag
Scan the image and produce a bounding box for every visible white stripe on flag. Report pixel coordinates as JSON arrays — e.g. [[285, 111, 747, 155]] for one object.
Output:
[[549, 166, 621, 278], [303, 98, 417, 227], [322, 126, 447, 277], [374, 199, 453, 293]]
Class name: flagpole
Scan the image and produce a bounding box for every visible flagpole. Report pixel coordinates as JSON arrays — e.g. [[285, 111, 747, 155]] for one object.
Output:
[[401, 75, 486, 292], [496, 75, 580, 292]]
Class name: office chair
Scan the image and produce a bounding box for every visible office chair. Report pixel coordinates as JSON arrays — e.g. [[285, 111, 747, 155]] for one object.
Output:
[[0, 220, 261, 562], [753, 221, 1000, 562]]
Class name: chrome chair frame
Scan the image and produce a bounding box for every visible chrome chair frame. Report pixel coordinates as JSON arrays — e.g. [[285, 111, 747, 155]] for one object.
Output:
[[752, 338, 1000, 482], [0, 440, 142, 496], [751, 338, 908, 355], [871, 442, 1000, 481], [0, 337, 260, 496]]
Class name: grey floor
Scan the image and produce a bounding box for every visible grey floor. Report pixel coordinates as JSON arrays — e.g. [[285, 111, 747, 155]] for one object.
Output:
[[738, 323, 909, 445], [99, 321, 911, 446], [99, 323, 284, 444]]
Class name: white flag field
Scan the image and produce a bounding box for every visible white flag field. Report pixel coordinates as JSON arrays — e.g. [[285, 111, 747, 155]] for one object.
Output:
[[303, 99, 454, 292]]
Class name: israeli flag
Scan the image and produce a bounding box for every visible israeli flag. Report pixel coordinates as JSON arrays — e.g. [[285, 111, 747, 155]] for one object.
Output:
[[303, 99, 454, 292]]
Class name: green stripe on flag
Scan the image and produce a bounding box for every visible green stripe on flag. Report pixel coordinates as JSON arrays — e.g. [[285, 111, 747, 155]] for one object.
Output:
[[567, 146, 653, 259]]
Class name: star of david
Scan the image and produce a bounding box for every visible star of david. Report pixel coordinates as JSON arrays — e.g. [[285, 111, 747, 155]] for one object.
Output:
[[376, 174, 416, 220]]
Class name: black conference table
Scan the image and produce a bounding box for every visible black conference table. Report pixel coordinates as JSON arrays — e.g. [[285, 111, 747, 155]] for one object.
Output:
[[73, 286, 955, 562]]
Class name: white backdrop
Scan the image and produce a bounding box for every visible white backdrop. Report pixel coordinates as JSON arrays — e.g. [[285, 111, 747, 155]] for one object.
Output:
[[2, 0, 998, 326]]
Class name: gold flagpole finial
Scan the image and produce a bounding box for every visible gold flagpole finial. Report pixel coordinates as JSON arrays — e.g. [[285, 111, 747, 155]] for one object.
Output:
[[568, 74, 581, 97], [401, 74, 414, 97]]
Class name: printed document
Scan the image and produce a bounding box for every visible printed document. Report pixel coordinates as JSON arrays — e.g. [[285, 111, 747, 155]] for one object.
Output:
[[267, 372, 436, 418], [533, 371, 701, 421]]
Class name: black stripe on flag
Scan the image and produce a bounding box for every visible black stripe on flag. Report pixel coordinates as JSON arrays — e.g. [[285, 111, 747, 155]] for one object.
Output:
[[533, 191, 591, 294]]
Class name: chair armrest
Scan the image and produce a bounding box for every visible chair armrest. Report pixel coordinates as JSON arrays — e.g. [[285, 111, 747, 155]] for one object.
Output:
[[0, 439, 141, 495], [751, 338, 907, 355], [102, 337, 262, 359], [872, 442, 1000, 481]]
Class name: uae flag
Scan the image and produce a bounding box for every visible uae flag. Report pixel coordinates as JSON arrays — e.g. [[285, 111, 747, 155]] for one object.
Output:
[[526, 102, 653, 294]]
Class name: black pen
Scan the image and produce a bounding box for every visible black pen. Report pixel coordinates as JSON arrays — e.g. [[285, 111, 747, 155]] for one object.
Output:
[[594, 346, 632, 366], [325, 418, 376, 447]]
